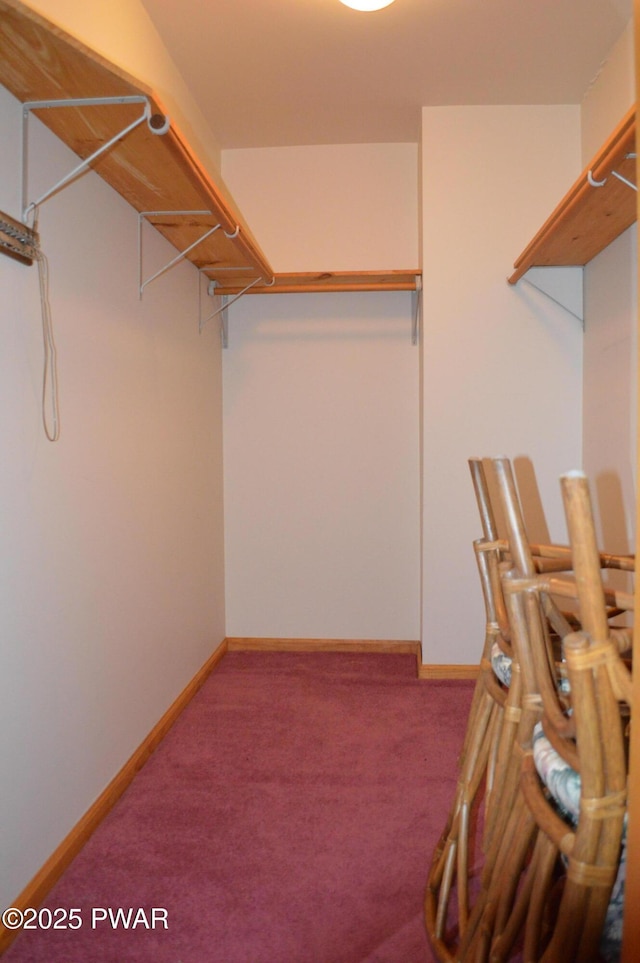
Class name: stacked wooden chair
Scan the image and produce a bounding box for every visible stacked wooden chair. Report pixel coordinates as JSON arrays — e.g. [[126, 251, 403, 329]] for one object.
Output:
[[425, 457, 634, 963], [426, 458, 564, 959], [426, 458, 581, 959], [457, 460, 633, 962], [425, 458, 519, 960], [540, 471, 631, 961]]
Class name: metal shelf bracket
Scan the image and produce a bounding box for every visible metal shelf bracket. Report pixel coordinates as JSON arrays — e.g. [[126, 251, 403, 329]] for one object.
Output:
[[411, 275, 422, 345], [220, 294, 230, 349], [198, 276, 227, 346], [200, 275, 276, 347], [22, 95, 169, 224], [138, 212, 221, 298], [518, 266, 584, 324]]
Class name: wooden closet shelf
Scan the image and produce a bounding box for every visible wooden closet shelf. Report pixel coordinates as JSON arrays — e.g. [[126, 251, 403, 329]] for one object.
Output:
[[0, 1, 416, 298], [0, 0, 272, 285], [509, 104, 637, 284], [210, 271, 422, 296]]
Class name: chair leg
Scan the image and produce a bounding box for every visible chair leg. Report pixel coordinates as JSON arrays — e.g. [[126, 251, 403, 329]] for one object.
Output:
[[425, 684, 498, 957], [460, 796, 536, 962]]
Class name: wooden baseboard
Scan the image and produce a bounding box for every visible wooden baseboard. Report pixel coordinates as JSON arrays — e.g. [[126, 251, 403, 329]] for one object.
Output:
[[226, 638, 478, 682], [226, 637, 423, 674], [226, 636, 421, 654], [0, 638, 229, 956], [418, 663, 479, 680]]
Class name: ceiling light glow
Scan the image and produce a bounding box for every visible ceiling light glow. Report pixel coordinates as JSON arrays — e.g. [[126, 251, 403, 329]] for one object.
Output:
[[339, 0, 396, 10]]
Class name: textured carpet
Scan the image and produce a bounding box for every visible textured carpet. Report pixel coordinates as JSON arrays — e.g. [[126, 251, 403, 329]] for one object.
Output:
[[4, 651, 474, 962]]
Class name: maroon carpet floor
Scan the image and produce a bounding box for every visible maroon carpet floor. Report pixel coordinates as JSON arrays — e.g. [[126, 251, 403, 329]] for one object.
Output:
[[4, 651, 474, 962]]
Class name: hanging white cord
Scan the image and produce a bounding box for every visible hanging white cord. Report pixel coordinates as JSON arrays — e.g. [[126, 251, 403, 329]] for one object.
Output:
[[33, 210, 60, 442]]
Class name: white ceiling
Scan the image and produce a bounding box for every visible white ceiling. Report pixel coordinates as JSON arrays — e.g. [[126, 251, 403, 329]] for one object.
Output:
[[140, 0, 632, 149]]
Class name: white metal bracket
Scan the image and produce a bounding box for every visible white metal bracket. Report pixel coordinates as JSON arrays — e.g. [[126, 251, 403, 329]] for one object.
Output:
[[21, 96, 169, 224], [220, 295, 230, 349], [198, 276, 227, 346], [200, 275, 276, 347], [411, 275, 422, 345], [519, 266, 584, 325], [138, 212, 221, 297]]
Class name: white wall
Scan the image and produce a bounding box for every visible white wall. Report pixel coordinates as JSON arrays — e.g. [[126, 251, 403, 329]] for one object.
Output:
[[581, 18, 636, 566], [583, 227, 637, 557], [581, 19, 635, 164], [221, 292, 420, 640], [222, 143, 419, 272], [0, 85, 226, 910], [221, 144, 420, 640], [421, 106, 584, 665]]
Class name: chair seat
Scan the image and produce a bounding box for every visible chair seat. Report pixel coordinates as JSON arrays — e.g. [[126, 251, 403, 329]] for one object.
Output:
[[490, 641, 512, 687], [532, 722, 626, 962], [532, 723, 580, 820], [491, 642, 572, 693]]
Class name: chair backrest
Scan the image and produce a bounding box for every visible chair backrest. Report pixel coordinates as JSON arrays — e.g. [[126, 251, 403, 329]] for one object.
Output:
[[468, 456, 499, 542], [561, 470, 615, 641], [497, 469, 631, 961], [549, 471, 631, 960], [491, 456, 536, 578], [468, 457, 512, 647], [491, 457, 561, 723]]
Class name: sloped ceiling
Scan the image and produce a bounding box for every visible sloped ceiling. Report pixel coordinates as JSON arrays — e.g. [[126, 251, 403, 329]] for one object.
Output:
[[140, 0, 632, 148]]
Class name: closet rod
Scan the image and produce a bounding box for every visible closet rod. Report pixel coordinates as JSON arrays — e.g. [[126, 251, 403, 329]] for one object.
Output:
[[587, 153, 637, 192], [207, 271, 422, 295]]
